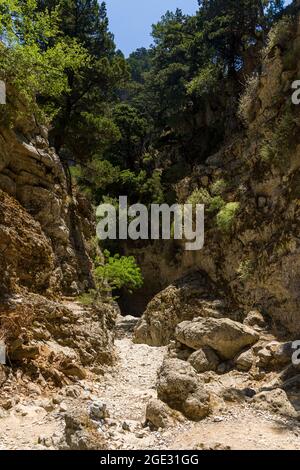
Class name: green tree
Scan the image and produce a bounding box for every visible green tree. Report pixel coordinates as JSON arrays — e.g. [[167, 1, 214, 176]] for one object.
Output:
[[127, 47, 151, 84], [0, 0, 89, 117], [197, 0, 284, 77], [107, 103, 149, 169], [36, 0, 129, 164], [95, 251, 143, 295]]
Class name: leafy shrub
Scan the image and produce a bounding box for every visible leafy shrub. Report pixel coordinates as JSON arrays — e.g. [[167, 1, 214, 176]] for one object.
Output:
[[237, 260, 254, 281], [216, 202, 240, 232], [188, 188, 225, 214], [77, 290, 98, 306], [211, 179, 228, 196], [260, 110, 296, 169], [95, 251, 143, 294], [186, 64, 220, 97], [208, 196, 225, 213], [187, 188, 211, 207]]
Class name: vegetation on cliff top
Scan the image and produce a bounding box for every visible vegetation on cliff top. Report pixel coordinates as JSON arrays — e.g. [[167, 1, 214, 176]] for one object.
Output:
[[0, 0, 292, 297]]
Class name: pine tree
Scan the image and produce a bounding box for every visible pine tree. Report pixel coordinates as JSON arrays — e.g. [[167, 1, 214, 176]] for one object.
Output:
[[37, 1, 128, 163], [197, 0, 284, 76]]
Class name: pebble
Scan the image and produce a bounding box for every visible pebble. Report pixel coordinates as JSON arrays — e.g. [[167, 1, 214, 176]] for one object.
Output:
[[122, 421, 131, 431], [89, 401, 110, 420], [213, 416, 224, 423], [59, 403, 68, 413]]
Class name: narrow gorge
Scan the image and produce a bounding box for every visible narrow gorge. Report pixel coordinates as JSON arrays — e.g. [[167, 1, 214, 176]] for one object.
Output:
[[1, 0, 300, 453]]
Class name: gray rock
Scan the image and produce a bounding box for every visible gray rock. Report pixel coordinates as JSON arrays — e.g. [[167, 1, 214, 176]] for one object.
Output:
[[244, 310, 267, 330], [145, 399, 180, 429], [157, 358, 211, 421], [188, 347, 220, 373], [235, 349, 255, 371], [252, 389, 298, 419], [89, 401, 110, 421], [175, 317, 259, 360], [257, 341, 293, 368], [62, 409, 107, 450]]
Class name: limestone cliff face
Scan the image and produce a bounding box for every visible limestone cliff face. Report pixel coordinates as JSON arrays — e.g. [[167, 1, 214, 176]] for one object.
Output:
[[135, 10, 300, 340], [0, 97, 117, 378], [0, 111, 95, 296]]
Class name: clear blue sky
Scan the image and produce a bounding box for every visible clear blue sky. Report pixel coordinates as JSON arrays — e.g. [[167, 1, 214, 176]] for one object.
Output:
[[106, 0, 293, 57], [106, 0, 198, 57]]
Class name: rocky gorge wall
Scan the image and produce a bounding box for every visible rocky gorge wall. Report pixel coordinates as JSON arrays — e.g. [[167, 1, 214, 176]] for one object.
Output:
[[128, 9, 300, 428], [0, 94, 117, 389], [134, 9, 300, 342], [0, 107, 95, 297]]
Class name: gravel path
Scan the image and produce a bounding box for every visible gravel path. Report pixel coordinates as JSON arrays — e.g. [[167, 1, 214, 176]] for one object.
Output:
[[1, 307, 300, 450]]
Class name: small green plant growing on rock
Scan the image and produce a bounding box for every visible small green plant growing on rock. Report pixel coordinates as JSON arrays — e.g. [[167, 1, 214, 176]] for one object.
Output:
[[187, 188, 211, 207], [77, 290, 98, 306], [260, 110, 297, 169], [187, 188, 225, 213], [211, 179, 228, 196], [95, 251, 143, 295], [207, 195, 225, 213], [237, 259, 254, 281], [216, 202, 240, 232]]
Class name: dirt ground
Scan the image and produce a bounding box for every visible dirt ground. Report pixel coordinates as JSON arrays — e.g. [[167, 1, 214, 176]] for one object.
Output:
[[0, 306, 300, 451]]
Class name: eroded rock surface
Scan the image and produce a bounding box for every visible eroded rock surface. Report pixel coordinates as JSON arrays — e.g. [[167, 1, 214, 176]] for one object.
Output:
[[134, 272, 227, 346], [157, 358, 211, 421]]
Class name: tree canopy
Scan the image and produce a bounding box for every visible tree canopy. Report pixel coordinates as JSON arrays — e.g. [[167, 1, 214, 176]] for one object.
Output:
[[0, 0, 286, 205]]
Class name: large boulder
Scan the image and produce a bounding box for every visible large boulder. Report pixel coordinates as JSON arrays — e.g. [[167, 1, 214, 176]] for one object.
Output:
[[256, 341, 294, 369], [134, 272, 227, 346], [175, 317, 259, 360], [252, 389, 298, 419], [145, 399, 183, 429], [157, 358, 211, 421]]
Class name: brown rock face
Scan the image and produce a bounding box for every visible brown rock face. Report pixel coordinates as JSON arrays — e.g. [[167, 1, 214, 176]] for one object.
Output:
[[0, 189, 54, 294], [157, 358, 211, 421], [134, 272, 227, 346], [0, 99, 117, 380], [0, 118, 95, 295]]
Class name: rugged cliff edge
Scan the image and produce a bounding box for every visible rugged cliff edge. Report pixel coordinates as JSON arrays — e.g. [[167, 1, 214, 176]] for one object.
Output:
[[2, 3, 300, 452], [0, 112, 95, 296], [0, 95, 117, 418], [129, 9, 300, 431], [135, 11, 300, 341]]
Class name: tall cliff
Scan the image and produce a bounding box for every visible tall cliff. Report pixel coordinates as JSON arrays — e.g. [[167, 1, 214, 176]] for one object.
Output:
[[0, 93, 117, 386], [135, 8, 300, 342], [0, 108, 95, 296]]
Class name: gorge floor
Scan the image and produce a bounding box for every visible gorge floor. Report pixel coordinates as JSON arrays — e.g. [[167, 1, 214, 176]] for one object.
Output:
[[0, 303, 300, 450]]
